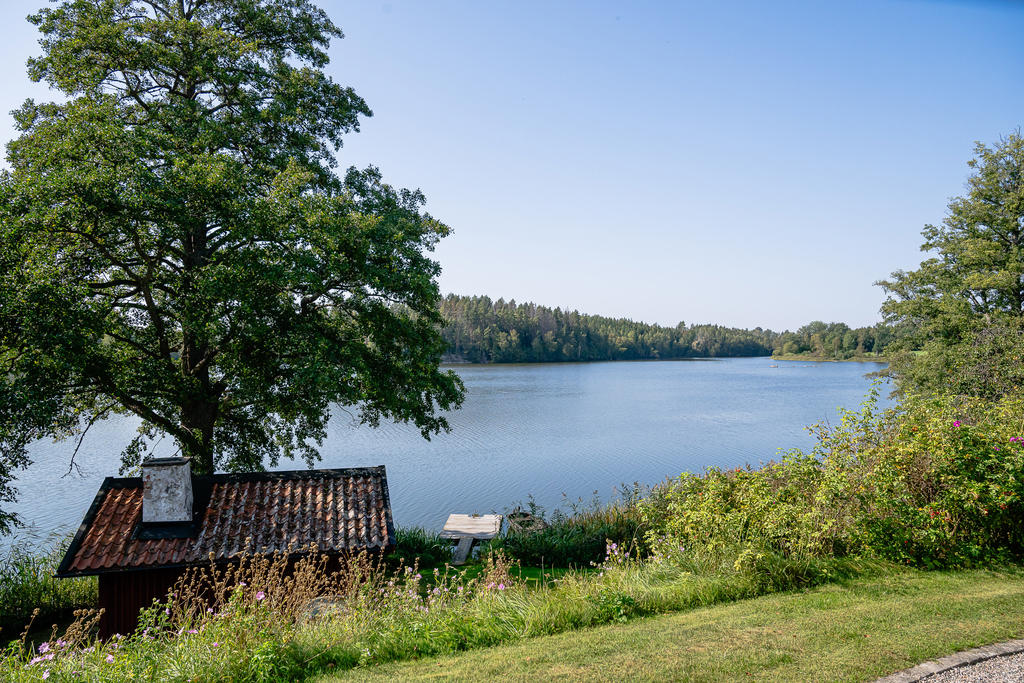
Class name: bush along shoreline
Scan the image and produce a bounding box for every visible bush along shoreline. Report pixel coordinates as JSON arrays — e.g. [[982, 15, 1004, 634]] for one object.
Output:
[[637, 388, 1024, 571], [2, 387, 1022, 680]]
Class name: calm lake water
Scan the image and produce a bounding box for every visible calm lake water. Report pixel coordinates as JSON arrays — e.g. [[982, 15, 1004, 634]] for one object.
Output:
[[4, 358, 888, 549]]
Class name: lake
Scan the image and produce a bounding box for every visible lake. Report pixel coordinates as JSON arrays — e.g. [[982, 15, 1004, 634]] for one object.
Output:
[[3, 358, 888, 549]]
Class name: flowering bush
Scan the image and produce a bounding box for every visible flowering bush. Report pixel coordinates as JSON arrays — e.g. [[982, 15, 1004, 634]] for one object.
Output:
[[640, 390, 1024, 570], [848, 393, 1024, 567]]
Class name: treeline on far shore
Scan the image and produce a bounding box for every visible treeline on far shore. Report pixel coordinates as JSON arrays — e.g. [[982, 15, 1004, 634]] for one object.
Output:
[[439, 294, 899, 363]]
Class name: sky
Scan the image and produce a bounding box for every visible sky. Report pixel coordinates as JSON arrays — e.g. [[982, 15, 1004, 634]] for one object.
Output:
[[0, 0, 1021, 331]]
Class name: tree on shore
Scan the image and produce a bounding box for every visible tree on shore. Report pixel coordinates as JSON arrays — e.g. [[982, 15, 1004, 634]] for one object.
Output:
[[0, 0, 463, 532], [878, 133, 1024, 394]]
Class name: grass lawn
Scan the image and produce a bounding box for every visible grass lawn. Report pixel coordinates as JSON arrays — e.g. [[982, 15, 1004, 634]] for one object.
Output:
[[318, 568, 1024, 682]]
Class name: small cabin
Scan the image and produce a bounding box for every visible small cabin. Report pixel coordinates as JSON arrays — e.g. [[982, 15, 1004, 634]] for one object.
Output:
[[56, 458, 396, 638]]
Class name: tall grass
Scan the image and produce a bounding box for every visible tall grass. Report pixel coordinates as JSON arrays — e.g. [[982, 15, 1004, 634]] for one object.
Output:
[[0, 537, 97, 639], [487, 488, 647, 567], [389, 526, 452, 567], [0, 540, 883, 682]]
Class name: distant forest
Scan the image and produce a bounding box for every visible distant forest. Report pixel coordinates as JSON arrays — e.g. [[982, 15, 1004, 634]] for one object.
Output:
[[439, 295, 897, 363]]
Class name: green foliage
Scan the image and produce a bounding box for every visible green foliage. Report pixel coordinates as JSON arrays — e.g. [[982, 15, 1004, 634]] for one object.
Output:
[[640, 390, 1024, 570], [878, 133, 1024, 393], [771, 320, 900, 360], [389, 526, 452, 568], [486, 493, 646, 568], [888, 318, 1024, 399], [0, 0, 463, 528], [440, 295, 778, 362], [439, 295, 903, 364], [0, 537, 96, 638], [848, 393, 1024, 567]]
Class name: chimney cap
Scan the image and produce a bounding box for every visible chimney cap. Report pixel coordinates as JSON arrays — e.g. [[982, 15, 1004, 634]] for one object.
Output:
[[142, 456, 191, 467]]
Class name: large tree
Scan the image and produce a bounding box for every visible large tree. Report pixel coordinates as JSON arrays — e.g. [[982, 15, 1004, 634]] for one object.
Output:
[[878, 133, 1024, 394], [0, 0, 464, 532]]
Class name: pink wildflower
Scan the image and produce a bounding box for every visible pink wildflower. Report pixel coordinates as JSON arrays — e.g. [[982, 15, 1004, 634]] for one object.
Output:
[[255, 591, 266, 602]]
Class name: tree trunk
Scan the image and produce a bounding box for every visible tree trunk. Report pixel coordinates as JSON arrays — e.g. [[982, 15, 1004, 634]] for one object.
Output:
[[180, 396, 217, 474], [179, 221, 216, 473]]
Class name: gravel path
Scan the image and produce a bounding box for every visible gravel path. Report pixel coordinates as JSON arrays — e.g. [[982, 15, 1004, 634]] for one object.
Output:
[[876, 639, 1024, 682], [923, 651, 1024, 682]]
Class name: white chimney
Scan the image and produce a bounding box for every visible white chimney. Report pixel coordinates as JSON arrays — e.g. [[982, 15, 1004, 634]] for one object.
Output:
[[141, 457, 193, 523]]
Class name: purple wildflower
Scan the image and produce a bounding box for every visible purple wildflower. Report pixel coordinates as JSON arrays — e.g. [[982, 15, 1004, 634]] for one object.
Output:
[[255, 591, 266, 602], [106, 654, 115, 663]]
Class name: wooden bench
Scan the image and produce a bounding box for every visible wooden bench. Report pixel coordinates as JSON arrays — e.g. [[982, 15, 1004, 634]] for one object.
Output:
[[439, 514, 503, 565]]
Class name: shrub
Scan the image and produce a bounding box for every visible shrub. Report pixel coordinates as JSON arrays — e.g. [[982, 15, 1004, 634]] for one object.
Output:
[[640, 388, 1024, 570], [847, 392, 1024, 567]]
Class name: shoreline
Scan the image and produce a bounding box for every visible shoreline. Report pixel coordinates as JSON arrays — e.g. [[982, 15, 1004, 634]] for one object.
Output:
[[771, 354, 889, 363], [442, 355, 757, 366]]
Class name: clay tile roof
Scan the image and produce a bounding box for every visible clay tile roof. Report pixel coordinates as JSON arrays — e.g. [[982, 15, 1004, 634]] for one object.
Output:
[[56, 466, 395, 577]]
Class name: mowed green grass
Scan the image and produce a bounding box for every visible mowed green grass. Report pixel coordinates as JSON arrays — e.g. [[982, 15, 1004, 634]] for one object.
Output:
[[319, 569, 1024, 682]]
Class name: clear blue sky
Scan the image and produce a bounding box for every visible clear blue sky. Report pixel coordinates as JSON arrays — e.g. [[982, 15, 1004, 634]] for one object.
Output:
[[1, 0, 1021, 330]]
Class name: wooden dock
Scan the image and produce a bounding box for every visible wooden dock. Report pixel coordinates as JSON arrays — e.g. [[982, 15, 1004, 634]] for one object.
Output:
[[440, 514, 503, 565]]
